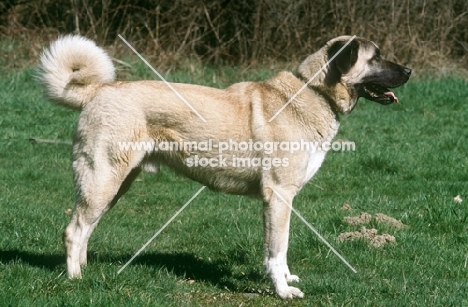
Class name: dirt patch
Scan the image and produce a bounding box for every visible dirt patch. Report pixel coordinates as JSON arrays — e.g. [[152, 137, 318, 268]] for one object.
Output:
[[344, 212, 405, 229], [340, 203, 352, 211], [373, 213, 405, 229], [337, 227, 396, 247], [339, 212, 405, 247], [343, 212, 372, 226]]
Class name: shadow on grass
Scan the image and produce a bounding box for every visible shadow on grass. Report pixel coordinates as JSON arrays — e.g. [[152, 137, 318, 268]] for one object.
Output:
[[105, 251, 265, 291], [0, 249, 64, 271], [0, 249, 264, 291], [120, 252, 244, 289]]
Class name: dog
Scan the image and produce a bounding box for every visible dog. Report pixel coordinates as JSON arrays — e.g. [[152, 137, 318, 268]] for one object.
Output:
[[38, 35, 410, 299]]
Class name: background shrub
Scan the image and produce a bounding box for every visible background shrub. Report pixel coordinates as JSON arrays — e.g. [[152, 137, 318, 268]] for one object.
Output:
[[1, 0, 467, 70]]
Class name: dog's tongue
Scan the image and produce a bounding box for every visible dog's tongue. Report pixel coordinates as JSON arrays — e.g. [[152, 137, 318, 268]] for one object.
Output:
[[384, 91, 399, 103]]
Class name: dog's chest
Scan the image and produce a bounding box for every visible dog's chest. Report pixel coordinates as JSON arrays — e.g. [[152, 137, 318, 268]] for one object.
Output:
[[303, 150, 326, 184], [302, 119, 339, 185]]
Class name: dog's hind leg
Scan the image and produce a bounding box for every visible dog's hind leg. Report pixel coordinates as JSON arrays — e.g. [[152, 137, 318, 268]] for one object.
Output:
[[78, 167, 141, 268], [64, 151, 143, 279], [263, 185, 304, 299]]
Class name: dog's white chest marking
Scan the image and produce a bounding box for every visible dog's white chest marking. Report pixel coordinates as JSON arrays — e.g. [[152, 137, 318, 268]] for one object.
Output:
[[303, 150, 326, 184], [302, 120, 339, 185]]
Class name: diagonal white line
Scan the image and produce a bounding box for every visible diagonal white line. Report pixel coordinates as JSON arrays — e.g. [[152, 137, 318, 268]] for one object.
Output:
[[268, 35, 356, 123], [270, 187, 357, 274], [117, 186, 206, 274], [118, 34, 207, 122]]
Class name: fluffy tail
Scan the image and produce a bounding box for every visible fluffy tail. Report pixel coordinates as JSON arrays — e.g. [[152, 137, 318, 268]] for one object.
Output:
[[37, 35, 115, 110]]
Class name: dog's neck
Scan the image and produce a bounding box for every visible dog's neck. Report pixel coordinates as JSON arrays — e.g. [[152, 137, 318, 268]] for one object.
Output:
[[295, 72, 357, 115]]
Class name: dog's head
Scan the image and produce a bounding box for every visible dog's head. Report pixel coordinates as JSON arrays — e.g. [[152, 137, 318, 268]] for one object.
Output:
[[297, 36, 411, 114]]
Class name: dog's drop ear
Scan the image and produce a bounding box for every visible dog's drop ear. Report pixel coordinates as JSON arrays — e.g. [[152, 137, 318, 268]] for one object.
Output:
[[328, 39, 359, 75]]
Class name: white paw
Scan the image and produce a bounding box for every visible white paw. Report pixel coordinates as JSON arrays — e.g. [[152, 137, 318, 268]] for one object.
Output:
[[277, 286, 304, 299], [286, 274, 300, 283], [67, 262, 82, 279], [67, 270, 82, 279]]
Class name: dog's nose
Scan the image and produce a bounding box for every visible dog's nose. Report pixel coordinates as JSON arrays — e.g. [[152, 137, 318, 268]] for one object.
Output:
[[404, 68, 412, 76]]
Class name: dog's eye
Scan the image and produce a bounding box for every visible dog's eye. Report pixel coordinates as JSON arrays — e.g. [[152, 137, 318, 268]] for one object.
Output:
[[373, 55, 381, 61]]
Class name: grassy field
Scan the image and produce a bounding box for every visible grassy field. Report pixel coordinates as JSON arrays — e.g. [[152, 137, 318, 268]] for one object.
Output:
[[0, 61, 467, 306]]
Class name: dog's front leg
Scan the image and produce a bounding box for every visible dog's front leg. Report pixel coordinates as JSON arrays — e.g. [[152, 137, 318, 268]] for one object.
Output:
[[263, 186, 304, 299]]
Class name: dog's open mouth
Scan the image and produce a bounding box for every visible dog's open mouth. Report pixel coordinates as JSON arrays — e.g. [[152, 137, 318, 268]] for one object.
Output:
[[362, 83, 399, 105]]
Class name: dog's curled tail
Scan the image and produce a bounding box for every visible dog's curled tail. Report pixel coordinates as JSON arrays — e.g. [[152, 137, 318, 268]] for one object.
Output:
[[37, 35, 115, 110]]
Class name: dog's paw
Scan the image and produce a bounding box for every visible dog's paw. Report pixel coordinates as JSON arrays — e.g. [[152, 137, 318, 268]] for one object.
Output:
[[66, 263, 82, 279], [286, 274, 300, 283], [67, 271, 82, 279], [277, 286, 304, 299]]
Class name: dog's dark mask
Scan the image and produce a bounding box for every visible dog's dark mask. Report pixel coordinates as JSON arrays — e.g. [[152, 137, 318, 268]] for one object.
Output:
[[328, 39, 411, 105], [357, 56, 412, 105]]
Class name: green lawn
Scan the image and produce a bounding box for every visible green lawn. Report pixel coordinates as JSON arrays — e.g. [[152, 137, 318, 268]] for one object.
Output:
[[0, 63, 467, 306]]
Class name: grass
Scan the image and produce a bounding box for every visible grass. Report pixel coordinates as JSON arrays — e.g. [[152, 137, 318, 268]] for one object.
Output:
[[0, 60, 467, 306]]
